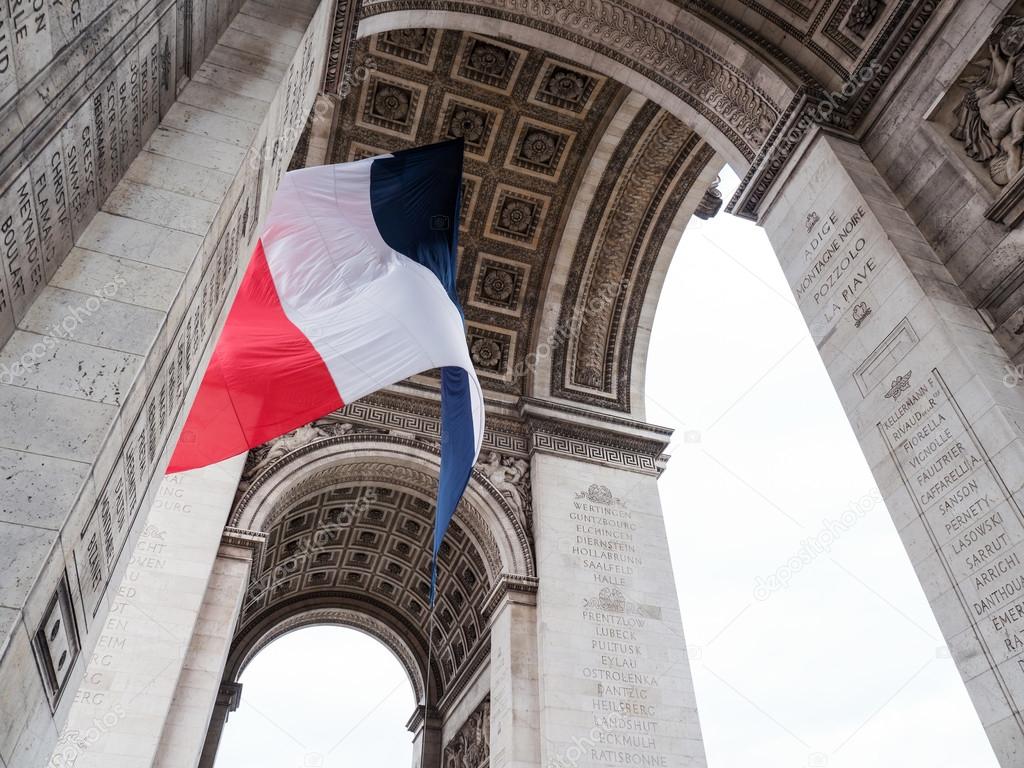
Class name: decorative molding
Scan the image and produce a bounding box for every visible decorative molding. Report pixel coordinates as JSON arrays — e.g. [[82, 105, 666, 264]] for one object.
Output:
[[235, 479, 494, 700], [550, 102, 712, 410], [481, 573, 539, 617], [358, 0, 782, 160], [519, 397, 672, 475], [343, 393, 529, 455], [235, 606, 427, 702], [729, 0, 941, 220], [323, 0, 361, 95], [330, 31, 625, 390], [845, 0, 886, 39], [475, 451, 531, 532], [233, 449, 531, 581], [221, 527, 267, 553], [231, 425, 534, 571]]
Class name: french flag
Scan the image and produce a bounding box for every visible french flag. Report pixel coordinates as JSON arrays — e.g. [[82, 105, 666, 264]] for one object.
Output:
[[167, 140, 483, 600]]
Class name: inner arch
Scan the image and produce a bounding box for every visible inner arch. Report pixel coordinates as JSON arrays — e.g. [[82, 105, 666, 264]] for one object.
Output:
[[215, 626, 416, 767]]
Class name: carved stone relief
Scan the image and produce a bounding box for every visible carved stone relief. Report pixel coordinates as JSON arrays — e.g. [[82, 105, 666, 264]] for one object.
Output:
[[475, 451, 531, 530], [444, 697, 490, 768], [949, 15, 1024, 187], [844, 0, 886, 39]]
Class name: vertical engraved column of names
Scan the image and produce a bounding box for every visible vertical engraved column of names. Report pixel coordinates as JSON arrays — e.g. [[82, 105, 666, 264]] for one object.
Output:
[[572, 487, 666, 767]]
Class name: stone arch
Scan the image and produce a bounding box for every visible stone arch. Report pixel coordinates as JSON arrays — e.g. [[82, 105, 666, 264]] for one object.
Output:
[[524, 91, 723, 419], [354, 0, 802, 171], [221, 431, 533, 716], [329, 26, 733, 420], [227, 604, 426, 704], [231, 433, 534, 580]]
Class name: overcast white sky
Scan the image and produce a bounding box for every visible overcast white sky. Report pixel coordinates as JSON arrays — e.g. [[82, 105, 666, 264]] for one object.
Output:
[[215, 167, 1000, 768]]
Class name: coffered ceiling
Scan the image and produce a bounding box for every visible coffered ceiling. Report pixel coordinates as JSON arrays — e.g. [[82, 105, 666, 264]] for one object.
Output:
[[686, 0, 900, 83], [330, 28, 718, 412], [236, 482, 493, 699]]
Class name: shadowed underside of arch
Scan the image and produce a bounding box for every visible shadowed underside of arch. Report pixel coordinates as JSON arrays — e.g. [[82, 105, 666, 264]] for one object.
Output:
[[321, 1, 946, 419], [343, 0, 946, 222], [224, 433, 535, 709], [329, 27, 721, 418]]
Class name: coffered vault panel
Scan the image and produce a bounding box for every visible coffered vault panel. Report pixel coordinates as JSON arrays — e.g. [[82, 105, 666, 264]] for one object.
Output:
[[236, 482, 492, 699], [330, 29, 717, 410]]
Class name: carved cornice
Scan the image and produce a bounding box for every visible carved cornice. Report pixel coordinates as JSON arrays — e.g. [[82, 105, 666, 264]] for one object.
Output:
[[518, 397, 672, 475], [221, 527, 267, 554], [729, 0, 940, 220], [481, 573, 539, 617], [324, 0, 363, 95], [341, 393, 528, 455]]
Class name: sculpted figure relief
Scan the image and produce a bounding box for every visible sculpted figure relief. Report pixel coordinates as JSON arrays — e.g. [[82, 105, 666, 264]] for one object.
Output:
[[239, 419, 388, 492], [443, 698, 490, 768], [476, 451, 531, 528], [952, 17, 1024, 185]]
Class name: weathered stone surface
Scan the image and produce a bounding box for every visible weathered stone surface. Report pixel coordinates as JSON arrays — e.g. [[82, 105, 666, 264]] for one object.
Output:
[[0, 447, 89, 529], [0, 523, 58, 608], [0, 385, 114, 460], [0, 0, 332, 761], [0, 330, 141, 405], [763, 132, 1024, 767], [532, 453, 706, 768], [51, 247, 183, 311]]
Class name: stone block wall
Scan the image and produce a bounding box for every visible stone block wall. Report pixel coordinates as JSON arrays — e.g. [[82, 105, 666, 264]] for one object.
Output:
[[0, 0, 331, 764]]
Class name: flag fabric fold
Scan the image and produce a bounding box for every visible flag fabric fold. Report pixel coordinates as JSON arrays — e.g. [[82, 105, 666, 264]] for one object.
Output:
[[168, 139, 482, 603]]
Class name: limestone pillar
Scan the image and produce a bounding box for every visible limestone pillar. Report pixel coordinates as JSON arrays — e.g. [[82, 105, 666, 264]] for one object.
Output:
[[153, 531, 261, 768], [486, 576, 541, 768], [522, 399, 706, 768], [196, 682, 242, 768], [45, 457, 246, 768], [760, 130, 1024, 766], [408, 705, 442, 768], [303, 94, 340, 168]]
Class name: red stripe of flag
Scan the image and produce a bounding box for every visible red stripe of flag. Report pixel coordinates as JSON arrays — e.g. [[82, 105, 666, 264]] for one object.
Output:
[[167, 240, 344, 473]]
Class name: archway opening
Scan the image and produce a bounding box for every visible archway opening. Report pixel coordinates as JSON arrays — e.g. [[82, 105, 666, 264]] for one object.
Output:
[[215, 626, 416, 767], [645, 167, 999, 766]]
